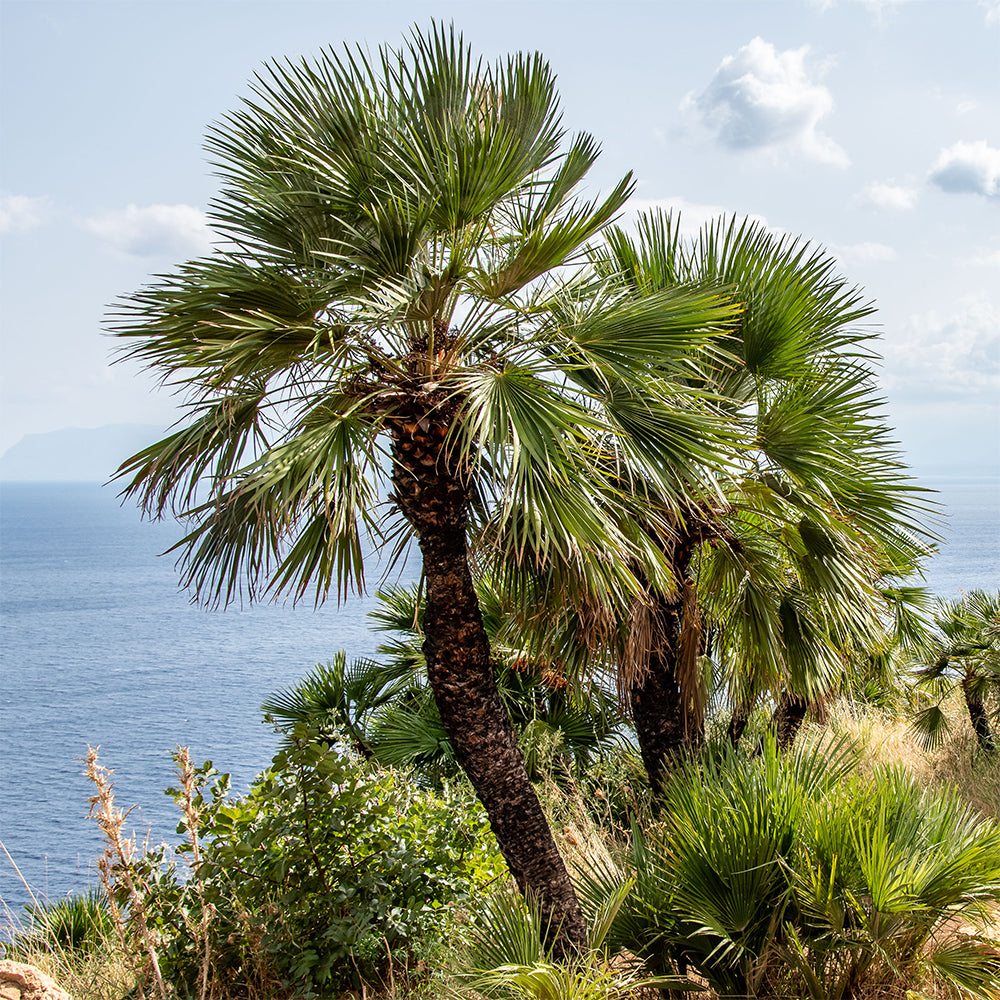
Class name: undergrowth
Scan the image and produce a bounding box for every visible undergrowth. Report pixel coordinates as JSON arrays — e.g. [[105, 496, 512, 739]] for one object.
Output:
[[2, 701, 999, 1000]]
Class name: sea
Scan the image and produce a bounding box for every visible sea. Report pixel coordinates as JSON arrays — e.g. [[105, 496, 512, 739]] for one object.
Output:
[[1, 479, 998, 919]]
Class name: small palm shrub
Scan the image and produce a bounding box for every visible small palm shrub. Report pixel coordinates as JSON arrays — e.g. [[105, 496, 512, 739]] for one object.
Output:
[[263, 583, 628, 785], [4, 889, 115, 959], [119, 731, 504, 998], [457, 884, 691, 1000], [580, 736, 1000, 999], [2, 889, 115, 961]]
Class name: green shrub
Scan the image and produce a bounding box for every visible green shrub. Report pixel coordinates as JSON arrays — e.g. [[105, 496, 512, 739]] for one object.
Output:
[[130, 730, 504, 998], [580, 736, 1000, 999]]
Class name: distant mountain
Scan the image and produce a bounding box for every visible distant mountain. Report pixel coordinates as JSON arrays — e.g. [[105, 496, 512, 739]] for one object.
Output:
[[0, 424, 167, 482]]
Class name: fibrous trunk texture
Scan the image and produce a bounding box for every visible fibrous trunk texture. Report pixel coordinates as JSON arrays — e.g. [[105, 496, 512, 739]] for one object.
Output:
[[962, 675, 997, 756], [771, 690, 808, 750], [727, 699, 752, 749], [630, 643, 688, 800], [629, 582, 704, 799], [390, 411, 587, 958]]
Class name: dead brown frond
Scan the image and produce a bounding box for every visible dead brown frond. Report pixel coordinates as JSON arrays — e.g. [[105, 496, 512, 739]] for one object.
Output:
[[619, 580, 706, 741]]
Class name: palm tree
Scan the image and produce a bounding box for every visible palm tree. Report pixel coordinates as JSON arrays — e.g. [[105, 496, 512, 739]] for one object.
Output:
[[912, 590, 1000, 755], [593, 212, 933, 786], [111, 26, 737, 953], [263, 580, 627, 781]]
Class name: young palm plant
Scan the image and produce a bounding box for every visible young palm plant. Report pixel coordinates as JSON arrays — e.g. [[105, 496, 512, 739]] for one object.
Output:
[[111, 26, 738, 953], [458, 883, 693, 1000], [576, 737, 1000, 998]]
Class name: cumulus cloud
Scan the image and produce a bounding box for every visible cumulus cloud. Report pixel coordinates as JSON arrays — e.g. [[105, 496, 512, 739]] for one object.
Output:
[[982, 0, 1000, 26], [83, 203, 213, 257], [881, 302, 1000, 402], [627, 196, 770, 235], [809, 0, 914, 20], [828, 242, 897, 267], [0, 192, 53, 233], [684, 38, 849, 167], [928, 140, 1000, 199], [855, 181, 918, 211]]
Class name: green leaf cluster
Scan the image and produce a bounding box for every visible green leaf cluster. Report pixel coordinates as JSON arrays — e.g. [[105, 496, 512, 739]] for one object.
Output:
[[4, 889, 115, 960], [578, 737, 1000, 998]]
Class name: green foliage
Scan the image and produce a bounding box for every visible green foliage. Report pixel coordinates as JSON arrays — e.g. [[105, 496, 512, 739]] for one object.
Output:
[[578, 736, 1000, 998], [4, 889, 115, 960], [263, 582, 628, 783], [911, 590, 1000, 754], [131, 735, 504, 997], [457, 885, 694, 1000]]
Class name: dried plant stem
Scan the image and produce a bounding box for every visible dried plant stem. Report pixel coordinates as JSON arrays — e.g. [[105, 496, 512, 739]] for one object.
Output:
[[175, 746, 214, 1000], [0, 837, 43, 914], [82, 746, 168, 1000]]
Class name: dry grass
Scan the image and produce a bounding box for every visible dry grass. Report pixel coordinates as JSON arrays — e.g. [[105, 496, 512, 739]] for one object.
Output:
[[824, 696, 1000, 823], [0, 930, 136, 1000], [0, 851, 136, 1000]]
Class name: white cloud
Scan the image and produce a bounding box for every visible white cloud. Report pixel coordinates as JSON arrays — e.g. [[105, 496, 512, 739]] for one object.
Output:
[[0, 192, 53, 233], [982, 0, 1000, 26], [969, 247, 1000, 267], [882, 301, 1000, 402], [684, 38, 849, 167], [627, 197, 771, 236], [956, 100, 977, 116], [829, 242, 897, 267], [83, 203, 213, 257], [928, 140, 1000, 199], [808, 0, 913, 10], [855, 181, 918, 211]]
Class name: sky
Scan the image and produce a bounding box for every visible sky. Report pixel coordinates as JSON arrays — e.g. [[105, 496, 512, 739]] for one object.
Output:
[[1, 0, 999, 477]]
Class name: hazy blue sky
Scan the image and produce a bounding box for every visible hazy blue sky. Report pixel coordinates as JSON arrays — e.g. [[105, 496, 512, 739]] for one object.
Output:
[[2, 0, 998, 475]]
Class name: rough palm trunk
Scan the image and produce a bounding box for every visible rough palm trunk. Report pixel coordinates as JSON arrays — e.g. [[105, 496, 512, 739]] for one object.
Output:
[[727, 699, 752, 749], [771, 690, 808, 750], [630, 615, 689, 800], [629, 534, 706, 796], [962, 675, 997, 756], [390, 411, 587, 958]]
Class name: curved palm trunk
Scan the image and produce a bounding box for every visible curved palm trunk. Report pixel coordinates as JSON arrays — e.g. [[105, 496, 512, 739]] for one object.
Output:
[[961, 675, 997, 756], [390, 418, 587, 958]]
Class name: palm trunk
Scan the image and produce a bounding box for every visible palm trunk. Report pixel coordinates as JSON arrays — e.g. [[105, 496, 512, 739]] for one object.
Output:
[[630, 632, 689, 800], [771, 690, 808, 751], [390, 419, 587, 958], [962, 675, 997, 756], [629, 530, 706, 796], [727, 698, 752, 749]]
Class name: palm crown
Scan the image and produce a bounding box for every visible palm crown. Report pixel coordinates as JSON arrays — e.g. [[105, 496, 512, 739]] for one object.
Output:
[[587, 211, 935, 774], [113, 26, 737, 609]]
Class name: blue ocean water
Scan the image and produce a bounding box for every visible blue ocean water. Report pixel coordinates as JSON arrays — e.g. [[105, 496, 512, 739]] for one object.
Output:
[[0, 482, 419, 918], [1, 479, 997, 917]]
